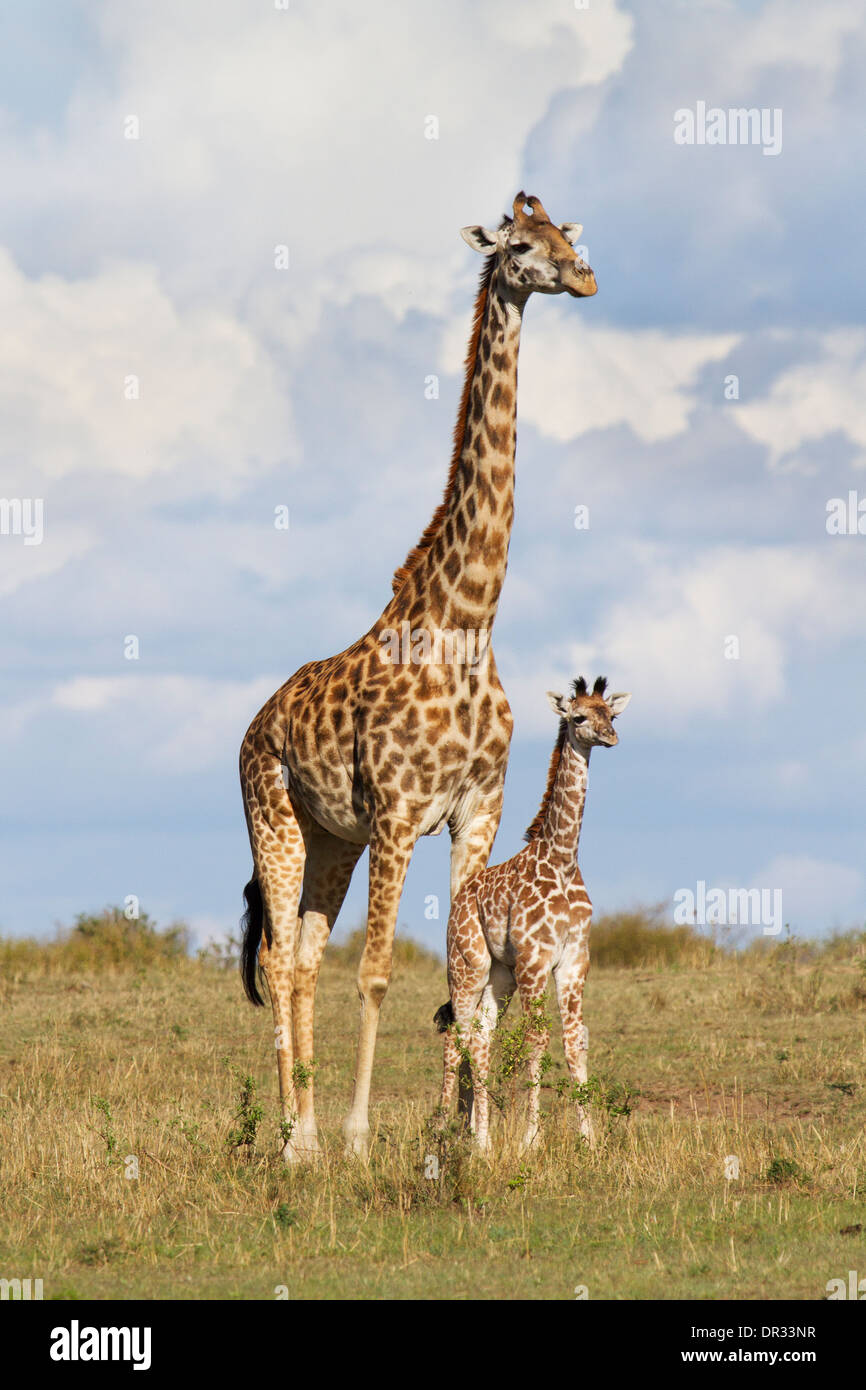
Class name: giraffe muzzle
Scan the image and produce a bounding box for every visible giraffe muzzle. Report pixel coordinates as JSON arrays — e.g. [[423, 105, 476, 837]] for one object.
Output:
[[561, 264, 598, 298]]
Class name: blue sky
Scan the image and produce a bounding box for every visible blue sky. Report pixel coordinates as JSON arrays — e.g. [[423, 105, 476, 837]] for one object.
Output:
[[1, 0, 864, 949]]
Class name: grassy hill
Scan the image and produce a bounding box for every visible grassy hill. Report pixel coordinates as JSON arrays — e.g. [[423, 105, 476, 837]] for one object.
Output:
[[1, 909, 865, 1299]]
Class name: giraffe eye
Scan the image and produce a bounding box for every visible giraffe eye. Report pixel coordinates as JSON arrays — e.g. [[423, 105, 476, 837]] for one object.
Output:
[[510, 242, 531, 255], [572, 715, 587, 725]]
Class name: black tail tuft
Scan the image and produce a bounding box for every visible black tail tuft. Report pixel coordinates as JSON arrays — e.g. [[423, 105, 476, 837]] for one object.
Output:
[[433, 1000, 454, 1033], [240, 876, 266, 1006]]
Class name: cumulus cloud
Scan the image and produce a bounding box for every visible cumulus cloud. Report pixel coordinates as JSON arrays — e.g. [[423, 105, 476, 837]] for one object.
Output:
[[0, 250, 295, 491], [1, 0, 634, 318], [1, 0, 864, 941], [0, 518, 93, 597], [497, 542, 865, 731], [734, 330, 866, 470], [514, 315, 738, 444], [50, 673, 280, 772]]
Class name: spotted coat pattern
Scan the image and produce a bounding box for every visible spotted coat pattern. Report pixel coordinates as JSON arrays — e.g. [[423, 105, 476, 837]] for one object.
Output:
[[437, 680, 630, 1152], [238, 194, 597, 1161]]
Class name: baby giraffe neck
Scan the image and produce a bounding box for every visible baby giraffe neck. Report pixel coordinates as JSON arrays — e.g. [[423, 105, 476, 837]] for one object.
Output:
[[541, 739, 590, 869]]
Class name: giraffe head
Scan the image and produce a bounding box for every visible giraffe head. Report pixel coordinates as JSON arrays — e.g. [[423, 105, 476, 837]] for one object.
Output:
[[461, 191, 597, 300], [547, 676, 631, 750]]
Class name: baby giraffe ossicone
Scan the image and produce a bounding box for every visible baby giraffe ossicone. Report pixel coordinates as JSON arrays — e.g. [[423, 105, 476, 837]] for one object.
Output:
[[435, 677, 631, 1152]]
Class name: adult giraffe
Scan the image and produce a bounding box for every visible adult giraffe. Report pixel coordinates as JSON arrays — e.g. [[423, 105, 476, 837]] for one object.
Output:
[[239, 192, 597, 1161]]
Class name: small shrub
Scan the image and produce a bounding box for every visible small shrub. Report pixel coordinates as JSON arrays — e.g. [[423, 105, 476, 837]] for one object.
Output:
[[226, 1075, 263, 1156], [274, 1202, 297, 1230], [93, 1096, 117, 1162], [591, 906, 719, 970], [765, 1156, 810, 1186]]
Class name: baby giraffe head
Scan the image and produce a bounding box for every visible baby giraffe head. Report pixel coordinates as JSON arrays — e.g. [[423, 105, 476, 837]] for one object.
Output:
[[547, 676, 631, 751], [461, 191, 597, 300]]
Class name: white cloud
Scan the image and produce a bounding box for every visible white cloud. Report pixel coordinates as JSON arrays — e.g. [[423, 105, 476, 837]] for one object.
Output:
[[442, 308, 738, 444], [751, 853, 865, 933], [744, 0, 865, 84], [51, 673, 280, 771], [498, 542, 866, 730], [734, 330, 866, 470], [3, 0, 633, 316], [0, 520, 93, 596], [0, 250, 294, 491]]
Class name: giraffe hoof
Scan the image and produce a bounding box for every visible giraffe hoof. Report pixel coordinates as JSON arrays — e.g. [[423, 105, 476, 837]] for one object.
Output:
[[342, 1120, 371, 1160], [281, 1125, 322, 1165], [281, 1140, 321, 1166]]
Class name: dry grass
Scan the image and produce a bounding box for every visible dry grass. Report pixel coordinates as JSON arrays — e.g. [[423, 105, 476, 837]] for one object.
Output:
[[1, 911, 865, 1300]]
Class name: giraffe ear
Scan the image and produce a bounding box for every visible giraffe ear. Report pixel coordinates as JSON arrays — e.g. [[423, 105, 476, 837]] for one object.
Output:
[[547, 691, 569, 717], [607, 692, 631, 717], [461, 226, 499, 256], [560, 222, 584, 245]]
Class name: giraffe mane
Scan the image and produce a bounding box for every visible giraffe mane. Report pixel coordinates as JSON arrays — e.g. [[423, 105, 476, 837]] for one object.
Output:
[[523, 718, 568, 843], [390, 248, 499, 594]]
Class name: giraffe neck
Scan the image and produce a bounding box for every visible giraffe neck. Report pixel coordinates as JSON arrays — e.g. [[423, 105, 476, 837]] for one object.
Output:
[[540, 738, 590, 870], [392, 265, 524, 633]]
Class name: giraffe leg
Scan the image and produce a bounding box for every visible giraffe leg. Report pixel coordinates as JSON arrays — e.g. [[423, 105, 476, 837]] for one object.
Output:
[[342, 815, 416, 1158], [461, 961, 514, 1154], [514, 959, 552, 1152], [437, 1025, 462, 1121], [242, 759, 307, 1163], [553, 934, 593, 1143], [448, 960, 490, 1142], [291, 828, 365, 1158], [441, 879, 492, 1133], [449, 797, 504, 900], [441, 801, 505, 1129]]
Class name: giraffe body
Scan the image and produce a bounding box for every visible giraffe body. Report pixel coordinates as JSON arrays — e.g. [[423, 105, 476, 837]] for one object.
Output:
[[239, 194, 597, 1162], [436, 678, 631, 1152]]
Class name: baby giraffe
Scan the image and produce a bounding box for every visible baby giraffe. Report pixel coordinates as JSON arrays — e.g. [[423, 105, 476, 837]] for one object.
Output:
[[434, 677, 630, 1152]]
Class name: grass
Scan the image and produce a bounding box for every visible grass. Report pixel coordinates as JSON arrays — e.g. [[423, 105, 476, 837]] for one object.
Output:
[[1, 909, 865, 1299]]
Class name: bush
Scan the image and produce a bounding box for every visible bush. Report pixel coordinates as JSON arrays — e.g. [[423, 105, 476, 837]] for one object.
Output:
[[327, 924, 442, 969], [0, 906, 190, 978], [590, 905, 719, 969]]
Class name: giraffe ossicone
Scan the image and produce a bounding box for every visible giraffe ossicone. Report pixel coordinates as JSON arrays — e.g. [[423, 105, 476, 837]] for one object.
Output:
[[435, 677, 631, 1154], [238, 193, 597, 1163]]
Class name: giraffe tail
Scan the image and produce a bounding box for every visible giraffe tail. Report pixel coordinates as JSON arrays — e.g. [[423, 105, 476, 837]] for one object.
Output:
[[240, 876, 266, 1006], [433, 1000, 454, 1033]]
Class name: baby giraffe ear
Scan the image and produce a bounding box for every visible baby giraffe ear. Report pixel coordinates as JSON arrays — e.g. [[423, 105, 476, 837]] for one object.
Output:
[[560, 222, 584, 245], [607, 692, 631, 717], [461, 225, 499, 256], [547, 690, 569, 717]]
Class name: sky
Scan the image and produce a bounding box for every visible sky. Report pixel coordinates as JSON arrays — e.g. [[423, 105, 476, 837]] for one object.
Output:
[[1, 0, 864, 951]]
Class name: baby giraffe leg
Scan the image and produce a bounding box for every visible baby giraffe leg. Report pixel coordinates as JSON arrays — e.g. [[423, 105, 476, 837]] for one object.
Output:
[[514, 961, 552, 1151], [553, 935, 593, 1143], [448, 961, 489, 1142], [436, 1019, 462, 1121], [443, 884, 492, 1136], [463, 962, 513, 1153]]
